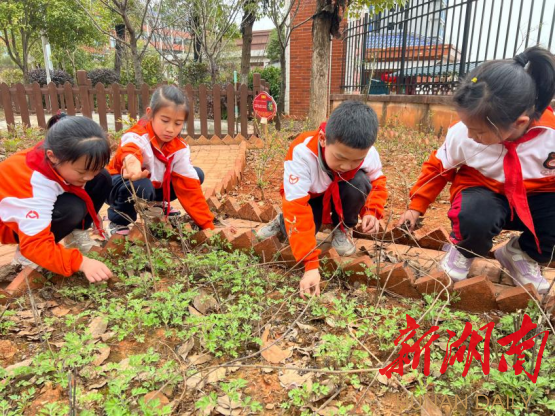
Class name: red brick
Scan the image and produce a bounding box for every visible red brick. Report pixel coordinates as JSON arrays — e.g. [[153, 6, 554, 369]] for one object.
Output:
[[237, 201, 263, 222], [207, 196, 222, 212], [127, 225, 147, 244], [105, 234, 126, 256], [496, 284, 540, 313], [378, 263, 421, 299], [380, 227, 411, 244], [216, 228, 236, 244], [0, 289, 12, 305], [222, 197, 241, 217], [469, 258, 502, 283], [253, 236, 282, 263], [221, 174, 232, 193], [89, 246, 105, 257], [190, 229, 214, 247], [260, 204, 280, 223], [204, 188, 215, 199], [320, 248, 342, 274], [214, 181, 225, 196], [343, 256, 377, 288], [6, 267, 48, 298], [414, 270, 452, 299], [414, 227, 450, 251], [277, 246, 299, 268], [230, 230, 257, 251], [452, 276, 498, 312]]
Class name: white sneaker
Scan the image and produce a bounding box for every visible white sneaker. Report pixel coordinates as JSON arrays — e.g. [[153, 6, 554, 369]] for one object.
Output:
[[494, 236, 551, 295], [64, 229, 99, 254], [439, 244, 473, 282], [256, 214, 283, 240], [331, 227, 356, 256], [11, 246, 38, 269]]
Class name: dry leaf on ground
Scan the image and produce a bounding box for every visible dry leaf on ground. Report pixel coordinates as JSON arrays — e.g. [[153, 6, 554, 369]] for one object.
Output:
[[261, 327, 292, 364]]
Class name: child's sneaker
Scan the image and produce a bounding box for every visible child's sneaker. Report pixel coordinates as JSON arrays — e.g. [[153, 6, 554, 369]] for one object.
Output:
[[154, 202, 181, 217], [257, 214, 283, 240], [11, 246, 38, 269], [439, 244, 473, 282], [108, 222, 130, 238], [331, 227, 356, 256], [494, 236, 551, 294], [64, 229, 99, 254]]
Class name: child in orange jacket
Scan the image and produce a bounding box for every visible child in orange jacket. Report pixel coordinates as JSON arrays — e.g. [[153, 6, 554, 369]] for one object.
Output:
[[257, 101, 388, 298], [107, 85, 214, 234], [0, 115, 113, 283], [399, 46, 555, 294]]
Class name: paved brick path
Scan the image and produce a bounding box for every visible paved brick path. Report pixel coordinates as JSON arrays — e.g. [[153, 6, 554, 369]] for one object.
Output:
[[0, 144, 244, 268]]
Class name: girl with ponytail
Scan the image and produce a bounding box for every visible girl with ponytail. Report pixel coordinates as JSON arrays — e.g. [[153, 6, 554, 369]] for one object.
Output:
[[398, 45, 555, 294]]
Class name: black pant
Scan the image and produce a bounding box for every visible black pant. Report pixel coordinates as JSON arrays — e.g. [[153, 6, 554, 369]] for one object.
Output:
[[280, 169, 372, 234], [14, 169, 112, 243], [448, 186, 555, 263], [107, 167, 205, 226]]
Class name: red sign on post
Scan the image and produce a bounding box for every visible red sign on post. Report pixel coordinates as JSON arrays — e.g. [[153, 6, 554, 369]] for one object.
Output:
[[253, 91, 277, 121]]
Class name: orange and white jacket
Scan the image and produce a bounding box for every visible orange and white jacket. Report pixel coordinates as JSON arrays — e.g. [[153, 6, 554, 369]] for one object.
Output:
[[0, 149, 84, 276], [108, 122, 215, 230], [281, 130, 388, 271], [409, 109, 555, 214]]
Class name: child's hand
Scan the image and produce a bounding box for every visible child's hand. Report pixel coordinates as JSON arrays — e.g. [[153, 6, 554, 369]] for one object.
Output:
[[122, 155, 150, 181], [299, 269, 321, 299], [361, 214, 380, 234], [397, 209, 421, 232], [79, 257, 113, 283]]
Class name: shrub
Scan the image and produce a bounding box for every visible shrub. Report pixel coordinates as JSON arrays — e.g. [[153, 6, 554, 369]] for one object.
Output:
[[181, 62, 211, 87], [0, 68, 24, 85], [27, 68, 74, 86], [120, 52, 164, 86], [249, 66, 281, 103], [87, 68, 120, 86]]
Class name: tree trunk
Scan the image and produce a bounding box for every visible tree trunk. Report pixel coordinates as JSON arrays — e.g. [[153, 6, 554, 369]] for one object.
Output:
[[114, 24, 126, 78], [308, 0, 332, 128], [240, 1, 256, 85], [278, 46, 286, 115], [208, 55, 218, 84]]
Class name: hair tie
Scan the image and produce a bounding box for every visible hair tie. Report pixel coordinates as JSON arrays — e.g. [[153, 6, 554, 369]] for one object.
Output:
[[514, 52, 528, 67], [471, 77, 478, 83]]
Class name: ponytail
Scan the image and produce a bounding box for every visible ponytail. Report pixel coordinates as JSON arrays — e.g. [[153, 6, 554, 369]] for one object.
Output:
[[521, 46, 555, 119], [454, 45, 555, 129], [46, 111, 67, 129]]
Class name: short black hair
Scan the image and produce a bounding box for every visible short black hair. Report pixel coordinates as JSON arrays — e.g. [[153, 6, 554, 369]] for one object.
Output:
[[44, 116, 110, 171], [150, 85, 189, 118], [454, 45, 555, 129], [325, 100, 379, 149]]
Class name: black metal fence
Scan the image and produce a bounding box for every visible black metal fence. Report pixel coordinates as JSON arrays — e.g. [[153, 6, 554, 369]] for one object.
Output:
[[341, 0, 555, 95]]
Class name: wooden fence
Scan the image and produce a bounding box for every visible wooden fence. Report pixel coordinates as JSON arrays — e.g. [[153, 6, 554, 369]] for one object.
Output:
[[0, 70, 270, 138]]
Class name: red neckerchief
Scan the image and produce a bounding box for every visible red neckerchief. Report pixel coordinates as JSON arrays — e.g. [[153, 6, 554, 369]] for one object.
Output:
[[26, 142, 105, 238], [137, 119, 175, 216], [502, 127, 542, 253], [318, 122, 363, 231]]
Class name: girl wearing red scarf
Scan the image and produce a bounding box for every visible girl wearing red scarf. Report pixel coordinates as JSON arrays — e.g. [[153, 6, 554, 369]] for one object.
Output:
[[0, 115, 113, 282], [107, 86, 214, 235], [399, 46, 555, 295]]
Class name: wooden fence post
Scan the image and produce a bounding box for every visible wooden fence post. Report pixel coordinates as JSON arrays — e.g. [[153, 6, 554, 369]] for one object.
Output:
[[64, 82, 75, 116], [240, 84, 248, 137], [32, 82, 46, 128], [15, 83, 30, 127], [253, 73, 261, 96], [77, 70, 92, 118], [185, 84, 195, 137], [112, 83, 123, 132], [226, 83, 235, 137], [48, 82, 59, 114], [127, 83, 137, 121], [0, 83, 15, 130], [213, 84, 222, 138], [199, 84, 208, 137], [96, 83, 108, 130]]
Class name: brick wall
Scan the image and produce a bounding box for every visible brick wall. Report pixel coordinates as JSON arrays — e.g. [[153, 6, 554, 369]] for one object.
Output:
[[289, 0, 347, 118]]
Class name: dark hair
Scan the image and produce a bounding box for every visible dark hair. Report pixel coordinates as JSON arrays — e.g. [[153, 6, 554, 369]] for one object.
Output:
[[453, 45, 555, 129], [46, 111, 67, 129], [149, 85, 189, 118], [44, 116, 110, 171], [325, 100, 379, 149]]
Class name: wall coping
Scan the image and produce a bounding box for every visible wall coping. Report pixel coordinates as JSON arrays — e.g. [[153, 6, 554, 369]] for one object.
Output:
[[330, 94, 454, 106]]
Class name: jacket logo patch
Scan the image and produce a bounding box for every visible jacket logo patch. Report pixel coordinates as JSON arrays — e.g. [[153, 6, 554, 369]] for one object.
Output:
[[543, 152, 555, 169], [288, 175, 299, 184], [26, 210, 39, 219]]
